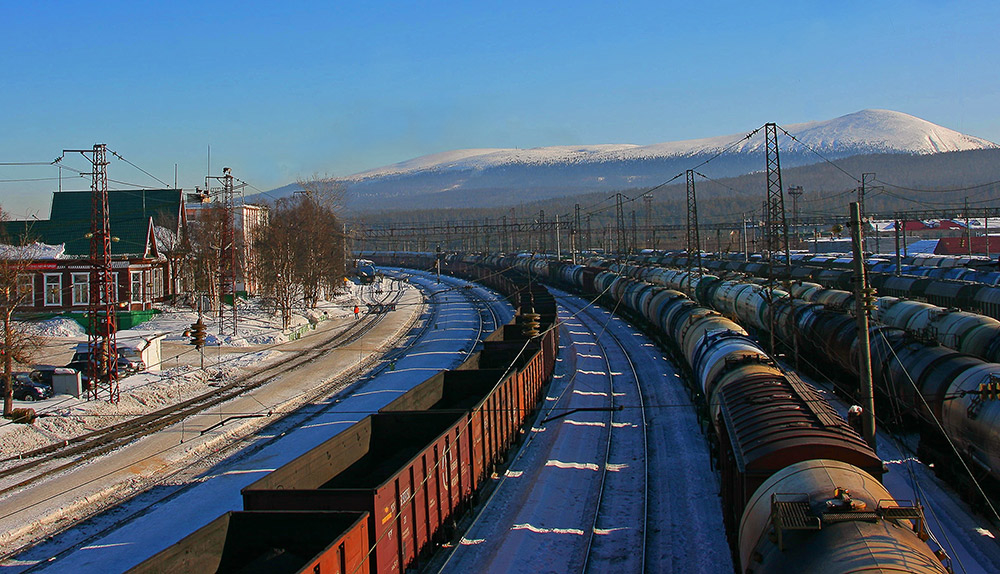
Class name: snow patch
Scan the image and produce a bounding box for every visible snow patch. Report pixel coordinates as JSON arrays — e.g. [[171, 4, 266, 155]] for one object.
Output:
[[545, 460, 600, 471], [23, 317, 86, 338], [511, 523, 585, 536], [562, 420, 605, 427], [459, 537, 485, 545]]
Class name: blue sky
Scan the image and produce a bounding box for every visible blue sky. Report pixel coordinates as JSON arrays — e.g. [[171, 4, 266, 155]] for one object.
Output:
[[1, 1, 997, 216]]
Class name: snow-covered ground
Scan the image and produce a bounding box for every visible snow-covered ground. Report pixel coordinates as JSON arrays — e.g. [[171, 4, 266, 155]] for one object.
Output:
[[0, 283, 371, 461], [440, 290, 731, 573], [0, 269, 514, 573]]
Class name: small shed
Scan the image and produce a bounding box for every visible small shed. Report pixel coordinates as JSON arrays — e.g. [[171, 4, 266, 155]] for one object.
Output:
[[75, 331, 167, 372]]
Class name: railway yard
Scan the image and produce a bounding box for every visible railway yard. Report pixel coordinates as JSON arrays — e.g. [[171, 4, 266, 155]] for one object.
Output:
[[1, 255, 999, 573]]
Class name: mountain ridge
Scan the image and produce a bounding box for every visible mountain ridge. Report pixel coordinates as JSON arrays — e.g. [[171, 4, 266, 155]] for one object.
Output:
[[254, 110, 997, 211]]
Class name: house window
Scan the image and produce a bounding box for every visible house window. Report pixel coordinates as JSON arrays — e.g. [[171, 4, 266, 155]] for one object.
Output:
[[72, 273, 90, 306], [130, 271, 143, 304], [153, 267, 163, 298], [16, 274, 33, 303], [44, 274, 62, 306], [112, 272, 119, 302]]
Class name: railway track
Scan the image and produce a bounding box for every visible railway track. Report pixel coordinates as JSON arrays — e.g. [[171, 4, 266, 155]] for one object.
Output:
[[560, 294, 649, 574], [437, 289, 650, 573], [0, 282, 405, 498], [2, 270, 517, 571]]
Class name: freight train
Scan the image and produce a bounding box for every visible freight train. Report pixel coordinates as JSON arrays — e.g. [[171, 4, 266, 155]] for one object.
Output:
[[505, 256, 951, 573], [130, 262, 557, 574], [641, 251, 1000, 319], [586, 259, 1000, 506], [622, 261, 1000, 366]]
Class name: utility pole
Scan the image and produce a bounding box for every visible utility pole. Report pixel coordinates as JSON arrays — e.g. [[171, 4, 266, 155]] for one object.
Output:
[[574, 203, 582, 263], [615, 193, 626, 258], [538, 210, 546, 253], [966, 197, 973, 256], [555, 214, 562, 260], [850, 202, 877, 450], [741, 214, 748, 260], [206, 167, 240, 337], [220, 168, 237, 336], [987, 216, 992, 259], [894, 219, 902, 275], [788, 185, 803, 249], [643, 193, 652, 249], [630, 210, 637, 256], [67, 144, 119, 403], [859, 173, 875, 223], [570, 217, 577, 264], [509, 208, 516, 252]]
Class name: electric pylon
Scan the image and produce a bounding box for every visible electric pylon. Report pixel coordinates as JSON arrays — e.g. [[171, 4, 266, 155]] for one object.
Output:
[[217, 168, 237, 336], [66, 144, 119, 403], [615, 193, 626, 257], [686, 169, 702, 277], [764, 123, 790, 352], [764, 123, 790, 276]]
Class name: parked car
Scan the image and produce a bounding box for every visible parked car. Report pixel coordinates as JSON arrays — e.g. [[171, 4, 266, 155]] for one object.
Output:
[[13, 373, 53, 401], [29, 365, 60, 386], [66, 352, 145, 377]]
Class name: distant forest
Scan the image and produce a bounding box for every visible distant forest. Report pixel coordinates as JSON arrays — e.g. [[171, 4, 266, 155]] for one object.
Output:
[[351, 148, 1000, 230]]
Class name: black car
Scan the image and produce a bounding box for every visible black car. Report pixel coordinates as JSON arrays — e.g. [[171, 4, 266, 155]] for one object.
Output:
[[66, 352, 145, 377], [13, 374, 53, 401], [30, 365, 60, 386]]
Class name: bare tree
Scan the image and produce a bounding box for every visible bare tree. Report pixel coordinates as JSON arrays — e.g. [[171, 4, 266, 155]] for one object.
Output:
[[297, 174, 346, 213], [186, 205, 225, 306], [294, 176, 347, 306], [152, 207, 190, 303], [255, 202, 298, 328], [255, 190, 345, 326], [0, 213, 43, 416]]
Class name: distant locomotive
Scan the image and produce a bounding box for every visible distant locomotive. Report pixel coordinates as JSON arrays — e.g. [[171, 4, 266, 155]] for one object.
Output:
[[353, 258, 378, 284]]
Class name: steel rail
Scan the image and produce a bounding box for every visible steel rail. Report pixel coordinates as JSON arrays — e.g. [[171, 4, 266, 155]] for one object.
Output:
[[0, 284, 404, 493], [565, 293, 649, 574], [4, 272, 500, 568]]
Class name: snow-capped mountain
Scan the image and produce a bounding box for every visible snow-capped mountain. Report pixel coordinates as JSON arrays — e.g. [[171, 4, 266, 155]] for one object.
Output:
[[261, 110, 997, 210]]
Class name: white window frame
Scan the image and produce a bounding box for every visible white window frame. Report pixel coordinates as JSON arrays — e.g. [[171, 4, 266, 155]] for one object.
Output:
[[71, 273, 90, 306], [111, 272, 119, 302], [44, 273, 62, 307], [130, 271, 143, 304], [16, 274, 33, 304]]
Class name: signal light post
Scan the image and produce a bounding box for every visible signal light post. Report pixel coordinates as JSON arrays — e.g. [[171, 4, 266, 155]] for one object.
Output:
[[190, 318, 206, 370]]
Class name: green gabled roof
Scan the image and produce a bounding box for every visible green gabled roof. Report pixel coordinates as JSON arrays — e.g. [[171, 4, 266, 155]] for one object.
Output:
[[2, 189, 181, 258]]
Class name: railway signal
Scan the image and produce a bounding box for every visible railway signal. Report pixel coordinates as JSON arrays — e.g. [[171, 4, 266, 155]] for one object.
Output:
[[190, 319, 207, 349]]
